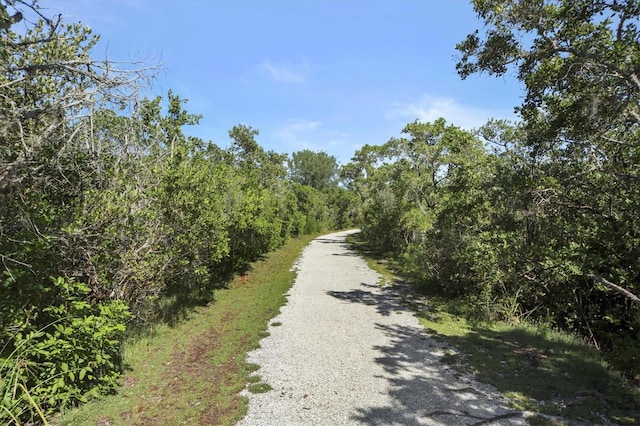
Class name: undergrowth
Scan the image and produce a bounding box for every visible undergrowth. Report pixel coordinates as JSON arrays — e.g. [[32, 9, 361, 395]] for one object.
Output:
[[1, 277, 130, 425]]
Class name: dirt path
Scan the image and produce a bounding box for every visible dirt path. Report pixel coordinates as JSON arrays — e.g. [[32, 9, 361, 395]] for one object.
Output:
[[237, 230, 526, 425]]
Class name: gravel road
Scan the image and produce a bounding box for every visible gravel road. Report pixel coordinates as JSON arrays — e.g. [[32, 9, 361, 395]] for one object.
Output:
[[237, 230, 526, 425]]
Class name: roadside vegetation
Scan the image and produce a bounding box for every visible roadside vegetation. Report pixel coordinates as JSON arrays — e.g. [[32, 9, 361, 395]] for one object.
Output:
[[0, 2, 355, 423], [349, 233, 640, 424], [343, 0, 640, 388], [54, 234, 317, 425], [344, 0, 640, 411]]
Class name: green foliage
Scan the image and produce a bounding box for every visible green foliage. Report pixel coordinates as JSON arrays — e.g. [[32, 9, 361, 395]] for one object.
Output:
[[290, 182, 331, 234], [347, 114, 640, 379], [223, 125, 295, 270], [286, 150, 359, 232], [456, 0, 640, 142], [289, 149, 339, 190], [454, 0, 640, 377], [346, 118, 487, 255], [344, 0, 640, 381], [1, 277, 130, 424], [324, 186, 360, 230]]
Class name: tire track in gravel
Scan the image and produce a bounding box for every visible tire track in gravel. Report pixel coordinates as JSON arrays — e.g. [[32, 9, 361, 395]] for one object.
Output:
[[237, 230, 526, 425]]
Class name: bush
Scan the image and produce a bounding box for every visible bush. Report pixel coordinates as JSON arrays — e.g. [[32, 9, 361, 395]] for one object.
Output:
[[1, 277, 130, 424]]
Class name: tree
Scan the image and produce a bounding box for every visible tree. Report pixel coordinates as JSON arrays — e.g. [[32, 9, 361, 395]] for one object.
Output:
[[457, 0, 640, 375], [457, 0, 640, 301], [224, 125, 293, 270], [288, 149, 339, 190], [345, 118, 487, 255], [0, 2, 342, 420], [456, 0, 640, 140]]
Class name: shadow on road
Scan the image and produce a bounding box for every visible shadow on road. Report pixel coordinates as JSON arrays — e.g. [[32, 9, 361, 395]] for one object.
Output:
[[327, 284, 523, 425], [357, 322, 522, 425], [315, 237, 357, 256], [315, 237, 346, 244], [326, 284, 409, 317]]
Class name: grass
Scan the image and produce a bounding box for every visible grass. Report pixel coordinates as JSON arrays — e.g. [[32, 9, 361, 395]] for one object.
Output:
[[53, 233, 318, 426], [346, 234, 640, 425], [345, 234, 397, 286], [419, 305, 639, 424], [246, 375, 262, 384], [247, 383, 272, 394]]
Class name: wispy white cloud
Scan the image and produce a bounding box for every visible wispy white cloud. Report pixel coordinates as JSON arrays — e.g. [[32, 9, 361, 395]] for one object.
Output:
[[385, 95, 507, 131], [273, 119, 321, 148], [269, 120, 359, 164], [261, 60, 307, 83]]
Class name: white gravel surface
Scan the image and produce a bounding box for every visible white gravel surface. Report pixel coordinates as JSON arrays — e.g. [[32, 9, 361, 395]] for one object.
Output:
[[237, 230, 526, 425]]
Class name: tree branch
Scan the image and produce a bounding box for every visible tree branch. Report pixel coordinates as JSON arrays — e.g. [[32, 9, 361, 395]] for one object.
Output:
[[587, 274, 640, 307]]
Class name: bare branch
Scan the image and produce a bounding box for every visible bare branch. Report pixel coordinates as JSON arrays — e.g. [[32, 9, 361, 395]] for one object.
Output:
[[587, 274, 640, 307]]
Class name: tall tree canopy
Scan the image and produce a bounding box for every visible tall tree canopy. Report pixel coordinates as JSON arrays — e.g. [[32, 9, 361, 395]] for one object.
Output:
[[457, 0, 640, 304], [456, 0, 640, 141], [288, 149, 339, 190]]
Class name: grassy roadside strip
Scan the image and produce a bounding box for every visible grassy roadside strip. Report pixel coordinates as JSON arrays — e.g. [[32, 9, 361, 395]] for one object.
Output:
[[347, 234, 640, 425], [54, 233, 318, 426]]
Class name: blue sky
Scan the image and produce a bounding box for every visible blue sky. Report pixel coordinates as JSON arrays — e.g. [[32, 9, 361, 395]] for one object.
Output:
[[45, 0, 523, 164]]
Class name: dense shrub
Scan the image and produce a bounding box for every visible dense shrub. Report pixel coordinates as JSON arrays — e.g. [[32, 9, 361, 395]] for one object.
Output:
[[1, 277, 130, 423], [346, 117, 640, 379]]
